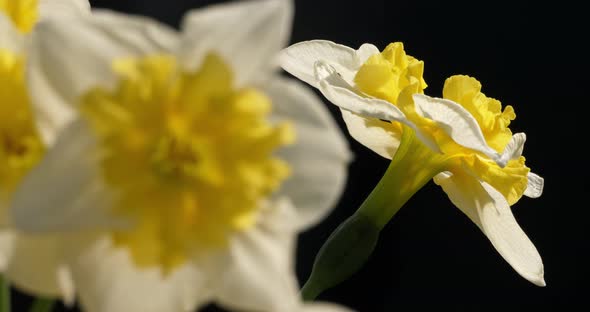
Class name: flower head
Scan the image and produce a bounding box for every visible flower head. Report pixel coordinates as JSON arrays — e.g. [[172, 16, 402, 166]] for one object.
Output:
[[12, 1, 352, 311], [0, 0, 89, 302], [280, 40, 544, 286], [81, 52, 296, 271]]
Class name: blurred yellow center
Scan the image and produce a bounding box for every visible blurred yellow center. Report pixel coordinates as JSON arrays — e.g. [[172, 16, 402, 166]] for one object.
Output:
[[0, 50, 45, 202], [81, 54, 294, 271], [0, 0, 38, 33], [354, 43, 529, 205]]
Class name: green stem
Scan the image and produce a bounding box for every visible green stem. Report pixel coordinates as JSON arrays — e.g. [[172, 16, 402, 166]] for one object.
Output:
[[356, 127, 446, 228], [301, 213, 380, 300], [29, 298, 55, 312], [301, 127, 446, 300], [0, 275, 10, 312]]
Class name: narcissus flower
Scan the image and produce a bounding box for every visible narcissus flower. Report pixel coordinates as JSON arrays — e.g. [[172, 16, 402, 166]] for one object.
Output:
[[280, 40, 545, 286], [12, 1, 352, 311], [0, 0, 89, 302]]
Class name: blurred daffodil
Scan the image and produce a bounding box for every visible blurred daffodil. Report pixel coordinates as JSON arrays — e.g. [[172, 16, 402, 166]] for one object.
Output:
[[12, 1, 351, 311], [0, 0, 89, 303], [280, 40, 545, 295]]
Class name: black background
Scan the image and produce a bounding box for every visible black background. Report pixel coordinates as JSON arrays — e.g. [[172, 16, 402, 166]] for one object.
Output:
[[13, 0, 588, 310]]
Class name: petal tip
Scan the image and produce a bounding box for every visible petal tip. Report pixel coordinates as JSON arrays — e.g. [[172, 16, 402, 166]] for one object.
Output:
[[529, 273, 546, 287], [524, 172, 544, 198], [521, 262, 545, 287]]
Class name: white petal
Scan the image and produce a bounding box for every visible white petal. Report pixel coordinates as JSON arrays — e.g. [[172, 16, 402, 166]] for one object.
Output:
[[0, 13, 23, 53], [179, 0, 292, 86], [31, 92, 76, 147], [11, 120, 119, 232], [412, 94, 505, 166], [314, 61, 405, 121], [28, 11, 178, 143], [215, 198, 301, 311], [524, 172, 544, 198], [4, 234, 75, 303], [341, 109, 400, 159], [87, 11, 179, 55], [279, 40, 360, 88], [302, 303, 355, 312], [39, 0, 90, 20], [261, 77, 351, 229], [499, 132, 526, 164], [314, 61, 440, 152], [0, 231, 14, 272], [355, 43, 380, 64], [65, 235, 212, 312], [435, 173, 545, 286]]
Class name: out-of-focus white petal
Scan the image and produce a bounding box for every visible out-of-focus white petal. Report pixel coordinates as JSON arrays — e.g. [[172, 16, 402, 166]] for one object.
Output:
[[179, 0, 292, 86], [65, 235, 212, 312], [4, 235, 75, 303], [87, 11, 179, 55], [26, 0, 91, 146], [30, 11, 176, 104], [0, 231, 14, 271], [39, 0, 90, 20], [341, 109, 400, 159], [314, 61, 440, 152], [28, 11, 178, 143], [215, 198, 301, 311], [0, 13, 22, 53], [261, 77, 350, 229], [279, 40, 360, 88], [32, 93, 75, 147], [412, 94, 505, 166], [435, 173, 545, 286], [524, 172, 544, 198], [11, 120, 119, 232]]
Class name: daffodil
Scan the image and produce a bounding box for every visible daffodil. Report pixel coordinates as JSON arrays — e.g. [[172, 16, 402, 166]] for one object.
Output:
[[11, 1, 352, 311], [280, 40, 545, 293], [0, 0, 89, 302]]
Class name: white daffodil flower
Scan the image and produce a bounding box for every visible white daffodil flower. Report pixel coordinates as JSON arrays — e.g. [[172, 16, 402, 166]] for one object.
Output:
[[0, 0, 90, 303], [280, 40, 545, 286], [11, 1, 352, 311]]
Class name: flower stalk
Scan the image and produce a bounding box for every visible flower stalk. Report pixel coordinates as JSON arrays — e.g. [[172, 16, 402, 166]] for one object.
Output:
[[302, 126, 445, 300], [356, 126, 446, 229], [0, 275, 9, 312]]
